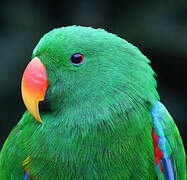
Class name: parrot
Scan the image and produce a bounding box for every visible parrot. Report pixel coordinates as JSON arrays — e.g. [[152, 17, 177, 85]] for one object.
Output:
[[0, 26, 186, 180]]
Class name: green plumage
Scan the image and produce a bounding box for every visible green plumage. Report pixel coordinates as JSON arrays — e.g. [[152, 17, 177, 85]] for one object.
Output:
[[0, 26, 185, 179]]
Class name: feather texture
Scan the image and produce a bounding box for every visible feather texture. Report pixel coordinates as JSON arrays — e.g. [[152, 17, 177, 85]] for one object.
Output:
[[23, 171, 29, 180], [151, 101, 186, 180]]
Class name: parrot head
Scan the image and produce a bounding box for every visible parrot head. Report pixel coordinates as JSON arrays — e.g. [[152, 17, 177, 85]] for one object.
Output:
[[21, 26, 158, 130]]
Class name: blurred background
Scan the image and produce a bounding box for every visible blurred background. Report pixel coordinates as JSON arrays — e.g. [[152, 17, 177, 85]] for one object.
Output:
[[0, 0, 186, 150]]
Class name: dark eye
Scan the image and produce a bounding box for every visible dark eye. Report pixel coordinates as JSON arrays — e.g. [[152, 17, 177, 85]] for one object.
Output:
[[39, 93, 51, 111], [70, 53, 84, 65]]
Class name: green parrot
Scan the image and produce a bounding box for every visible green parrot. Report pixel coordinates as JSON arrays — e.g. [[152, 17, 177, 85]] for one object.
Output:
[[0, 26, 186, 180]]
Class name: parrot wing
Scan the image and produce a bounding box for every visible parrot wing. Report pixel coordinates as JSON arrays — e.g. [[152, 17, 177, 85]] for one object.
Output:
[[0, 124, 25, 179], [0, 112, 36, 180], [23, 171, 29, 180], [151, 101, 186, 180]]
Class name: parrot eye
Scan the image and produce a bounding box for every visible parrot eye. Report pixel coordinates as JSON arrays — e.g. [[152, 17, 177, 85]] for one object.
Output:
[[70, 53, 84, 65], [39, 93, 50, 111]]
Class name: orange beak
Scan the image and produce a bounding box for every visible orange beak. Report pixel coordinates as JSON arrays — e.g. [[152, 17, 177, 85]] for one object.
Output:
[[21, 57, 48, 123]]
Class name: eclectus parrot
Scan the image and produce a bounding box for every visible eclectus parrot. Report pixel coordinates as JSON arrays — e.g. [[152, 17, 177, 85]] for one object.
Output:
[[0, 26, 186, 180]]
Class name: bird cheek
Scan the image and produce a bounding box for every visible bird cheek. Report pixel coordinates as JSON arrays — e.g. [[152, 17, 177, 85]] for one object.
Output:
[[21, 57, 48, 123]]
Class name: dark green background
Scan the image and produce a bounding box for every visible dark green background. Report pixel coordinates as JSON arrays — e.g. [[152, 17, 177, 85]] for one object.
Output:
[[0, 0, 186, 151]]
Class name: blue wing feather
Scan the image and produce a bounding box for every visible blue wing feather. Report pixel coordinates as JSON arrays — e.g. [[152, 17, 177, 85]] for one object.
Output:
[[151, 101, 186, 180], [23, 171, 29, 180]]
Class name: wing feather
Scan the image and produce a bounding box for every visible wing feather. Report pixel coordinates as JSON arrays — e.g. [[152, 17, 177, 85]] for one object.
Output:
[[151, 101, 186, 180]]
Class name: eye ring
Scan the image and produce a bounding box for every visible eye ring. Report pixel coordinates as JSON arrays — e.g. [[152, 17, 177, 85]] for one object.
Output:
[[70, 53, 84, 65]]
